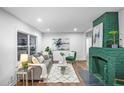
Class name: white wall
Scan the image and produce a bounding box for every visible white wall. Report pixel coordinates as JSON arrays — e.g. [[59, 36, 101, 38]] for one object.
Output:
[[119, 8, 124, 47], [42, 32, 86, 60], [0, 8, 42, 85]]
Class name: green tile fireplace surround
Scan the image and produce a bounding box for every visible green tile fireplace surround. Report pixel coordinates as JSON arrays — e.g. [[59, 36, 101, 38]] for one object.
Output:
[[89, 47, 124, 85], [89, 12, 124, 86]]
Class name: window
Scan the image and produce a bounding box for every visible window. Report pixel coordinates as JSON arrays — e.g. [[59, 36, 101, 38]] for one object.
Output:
[[17, 32, 36, 61], [30, 35, 36, 55]]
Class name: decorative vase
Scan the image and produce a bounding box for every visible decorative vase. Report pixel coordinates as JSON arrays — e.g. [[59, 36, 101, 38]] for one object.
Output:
[[62, 56, 67, 64], [112, 44, 118, 48]]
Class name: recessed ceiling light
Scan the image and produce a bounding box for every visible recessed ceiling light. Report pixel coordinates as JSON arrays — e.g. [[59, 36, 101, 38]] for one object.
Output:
[[46, 28, 50, 32], [74, 28, 77, 32], [37, 18, 42, 22]]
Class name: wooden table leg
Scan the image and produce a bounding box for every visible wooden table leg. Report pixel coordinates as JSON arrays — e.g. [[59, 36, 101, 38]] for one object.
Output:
[[26, 74, 28, 86], [31, 69, 34, 86], [23, 73, 24, 86]]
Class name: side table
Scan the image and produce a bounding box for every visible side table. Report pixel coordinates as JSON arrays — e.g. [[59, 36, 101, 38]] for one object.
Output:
[[17, 67, 34, 86]]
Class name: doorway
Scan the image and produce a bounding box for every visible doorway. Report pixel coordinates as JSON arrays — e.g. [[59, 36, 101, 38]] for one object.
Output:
[[85, 30, 93, 68]]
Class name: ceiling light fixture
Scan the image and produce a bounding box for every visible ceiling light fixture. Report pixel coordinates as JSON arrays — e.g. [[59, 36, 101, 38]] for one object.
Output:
[[74, 28, 77, 32], [46, 28, 50, 32], [37, 18, 42, 22]]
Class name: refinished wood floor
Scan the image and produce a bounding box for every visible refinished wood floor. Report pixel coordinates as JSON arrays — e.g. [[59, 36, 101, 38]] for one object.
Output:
[[16, 61, 87, 86]]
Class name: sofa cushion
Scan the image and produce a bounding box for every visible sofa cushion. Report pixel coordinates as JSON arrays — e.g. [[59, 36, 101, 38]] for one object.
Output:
[[42, 55, 49, 60], [32, 56, 39, 64], [44, 59, 52, 68], [42, 52, 49, 60], [28, 55, 32, 63], [37, 55, 44, 63]]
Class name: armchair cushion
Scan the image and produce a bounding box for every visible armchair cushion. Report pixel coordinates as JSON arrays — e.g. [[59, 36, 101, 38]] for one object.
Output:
[[66, 56, 75, 61], [66, 51, 76, 63]]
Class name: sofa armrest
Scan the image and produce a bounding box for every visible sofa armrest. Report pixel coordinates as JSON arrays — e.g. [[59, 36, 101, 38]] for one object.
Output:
[[28, 65, 42, 80]]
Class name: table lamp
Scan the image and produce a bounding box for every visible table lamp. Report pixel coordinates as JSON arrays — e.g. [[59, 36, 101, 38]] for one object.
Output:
[[20, 54, 28, 70]]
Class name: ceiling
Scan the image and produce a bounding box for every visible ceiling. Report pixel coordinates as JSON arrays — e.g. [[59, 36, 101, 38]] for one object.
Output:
[[3, 7, 123, 33]]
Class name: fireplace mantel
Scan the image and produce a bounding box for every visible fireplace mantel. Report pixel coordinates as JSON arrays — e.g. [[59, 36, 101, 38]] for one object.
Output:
[[89, 47, 124, 85]]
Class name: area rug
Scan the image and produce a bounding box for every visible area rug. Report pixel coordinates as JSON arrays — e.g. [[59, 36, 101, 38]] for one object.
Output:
[[44, 64, 80, 83]]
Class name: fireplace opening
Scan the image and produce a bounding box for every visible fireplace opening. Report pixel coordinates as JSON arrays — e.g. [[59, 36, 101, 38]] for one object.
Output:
[[92, 56, 107, 82]]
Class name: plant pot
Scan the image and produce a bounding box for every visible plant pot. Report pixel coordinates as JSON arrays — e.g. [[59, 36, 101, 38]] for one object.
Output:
[[22, 68, 28, 72], [112, 44, 118, 48]]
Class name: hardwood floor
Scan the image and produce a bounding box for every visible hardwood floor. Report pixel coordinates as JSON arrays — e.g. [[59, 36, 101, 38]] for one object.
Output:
[[16, 61, 87, 86]]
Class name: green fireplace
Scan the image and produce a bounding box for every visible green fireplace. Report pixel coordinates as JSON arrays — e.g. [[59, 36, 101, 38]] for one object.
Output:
[[89, 47, 124, 85], [89, 12, 124, 85]]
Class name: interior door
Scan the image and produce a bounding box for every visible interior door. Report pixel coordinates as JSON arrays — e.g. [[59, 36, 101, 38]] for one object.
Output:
[[85, 30, 93, 68]]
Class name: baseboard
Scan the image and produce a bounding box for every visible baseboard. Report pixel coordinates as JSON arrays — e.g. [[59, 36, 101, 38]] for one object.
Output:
[[76, 60, 86, 62], [53, 60, 86, 63]]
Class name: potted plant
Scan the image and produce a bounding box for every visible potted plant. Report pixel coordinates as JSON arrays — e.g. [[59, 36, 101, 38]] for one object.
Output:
[[45, 46, 52, 55], [60, 52, 64, 56], [22, 61, 28, 71], [60, 52, 66, 64], [108, 31, 118, 48]]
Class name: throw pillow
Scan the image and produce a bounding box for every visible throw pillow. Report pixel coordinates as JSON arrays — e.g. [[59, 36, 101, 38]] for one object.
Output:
[[43, 55, 49, 60], [28, 55, 32, 63], [42, 51, 49, 56], [32, 56, 39, 64], [42, 51, 49, 60], [37, 55, 44, 63], [33, 54, 40, 57]]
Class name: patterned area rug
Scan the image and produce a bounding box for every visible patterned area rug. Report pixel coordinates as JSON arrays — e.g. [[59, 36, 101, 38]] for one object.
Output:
[[44, 64, 80, 83]]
